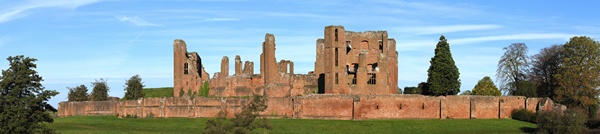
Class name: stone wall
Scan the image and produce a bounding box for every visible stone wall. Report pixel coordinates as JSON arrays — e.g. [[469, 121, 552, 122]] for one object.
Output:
[[58, 95, 563, 120]]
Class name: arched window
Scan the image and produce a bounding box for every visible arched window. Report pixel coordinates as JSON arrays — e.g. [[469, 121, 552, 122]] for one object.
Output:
[[184, 63, 189, 74]]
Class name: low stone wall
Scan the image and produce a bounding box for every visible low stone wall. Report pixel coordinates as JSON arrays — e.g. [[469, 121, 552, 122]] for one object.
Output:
[[58, 95, 562, 120]]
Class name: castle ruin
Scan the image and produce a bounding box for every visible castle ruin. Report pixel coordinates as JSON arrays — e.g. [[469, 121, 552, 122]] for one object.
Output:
[[174, 26, 398, 97]]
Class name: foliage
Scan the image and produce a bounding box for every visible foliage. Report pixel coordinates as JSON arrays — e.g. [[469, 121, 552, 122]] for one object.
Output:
[[204, 95, 271, 134], [471, 76, 501, 96], [536, 108, 588, 134], [68, 84, 89, 101], [417, 82, 430, 95], [497, 43, 529, 95], [91, 78, 110, 101], [0, 55, 59, 133], [513, 80, 537, 97], [198, 81, 210, 97], [460, 90, 472, 95], [179, 87, 185, 97], [554, 36, 600, 109], [403, 86, 420, 94], [427, 35, 461, 96], [142, 87, 174, 98], [530, 45, 562, 98], [511, 109, 536, 123], [49, 116, 537, 134], [123, 74, 145, 100], [589, 103, 598, 118]]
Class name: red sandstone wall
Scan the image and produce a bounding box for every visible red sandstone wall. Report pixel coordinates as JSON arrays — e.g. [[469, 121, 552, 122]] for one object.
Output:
[[470, 96, 500, 119], [293, 95, 354, 120], [444, 96, 471, 119], [58, 95, 559, 120], [359, 94, 441, 119], [58, 101, 118, 117]]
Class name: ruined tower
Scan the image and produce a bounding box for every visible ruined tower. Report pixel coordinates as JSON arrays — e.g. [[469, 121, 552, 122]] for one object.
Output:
[[316, 26, 398, 94], [173, 39, 208, 97]]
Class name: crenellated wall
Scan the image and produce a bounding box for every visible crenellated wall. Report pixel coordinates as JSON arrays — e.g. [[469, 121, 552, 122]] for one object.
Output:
[[58, 95, 565, 120]]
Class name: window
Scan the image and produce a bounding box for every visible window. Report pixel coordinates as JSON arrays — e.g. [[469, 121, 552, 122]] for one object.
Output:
[[335, 29, 338, 41], [184, 63, 189, 74], [378, 40, 383, 52], [334, 48, 338, 67], [335, 73, 339, 84], [367, 73, 376, 85]]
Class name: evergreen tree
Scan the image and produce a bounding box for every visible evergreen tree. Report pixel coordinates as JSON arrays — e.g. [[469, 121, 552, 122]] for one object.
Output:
[[0, 55, 58, 133], [91, 78, 109, 101], [67, 84, 89, 101], [471, 76, 501, 96], [123, 74, 145, 100], [427, 35, 461, 96]]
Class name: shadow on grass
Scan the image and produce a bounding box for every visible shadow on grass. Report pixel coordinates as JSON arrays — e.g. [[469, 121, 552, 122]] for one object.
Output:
[[519, 127, 536, 133]]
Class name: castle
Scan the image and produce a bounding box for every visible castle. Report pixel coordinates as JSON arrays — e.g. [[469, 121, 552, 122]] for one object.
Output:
[[174, 26, 398, 97], [58, 25, 564, 120]]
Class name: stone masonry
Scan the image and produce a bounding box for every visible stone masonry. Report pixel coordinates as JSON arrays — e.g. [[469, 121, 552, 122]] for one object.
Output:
[[173, 26, 398, 97]]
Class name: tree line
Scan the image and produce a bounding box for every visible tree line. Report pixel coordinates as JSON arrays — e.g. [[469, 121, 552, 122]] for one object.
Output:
[[67, 74, 145, 101]]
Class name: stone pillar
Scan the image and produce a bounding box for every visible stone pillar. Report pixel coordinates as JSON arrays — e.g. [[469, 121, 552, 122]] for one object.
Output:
[[235, 55, 242, 75], [377, 53, 389, 93], [262, 33, 278, 83], [289, 61, 294, 74], [173, 39, 187, 97], [357, 52, 367, 87], [315, 39, 325, 75], [243, 61, 254, 75], [220, 56, 229, 78]]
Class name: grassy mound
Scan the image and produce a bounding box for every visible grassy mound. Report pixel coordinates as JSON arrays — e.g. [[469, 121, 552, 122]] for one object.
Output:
[[142, 87, 173, 98]]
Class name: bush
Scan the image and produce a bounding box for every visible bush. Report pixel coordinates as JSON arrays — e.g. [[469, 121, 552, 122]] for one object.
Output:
[[589, 103, 598, 118], [511, 108, 536, 123], [536, 108, 587, 134]]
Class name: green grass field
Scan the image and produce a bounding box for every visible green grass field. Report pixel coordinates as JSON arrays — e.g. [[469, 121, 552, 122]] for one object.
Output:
[[49, 116, 536, 134], [142, 87, 174, 98]]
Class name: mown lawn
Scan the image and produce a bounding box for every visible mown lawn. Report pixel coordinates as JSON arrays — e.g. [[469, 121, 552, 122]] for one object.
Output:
[[142, 87, 174, 98], [49, 116, 536, 134]]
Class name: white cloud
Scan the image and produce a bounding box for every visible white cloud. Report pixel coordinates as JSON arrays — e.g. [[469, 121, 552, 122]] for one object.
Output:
[[453, 33, 574, 45], [395, 24, 502, 35], [0, 0, 99, 23], [116, 15, 164, 27], [205, 18, 240, 21]]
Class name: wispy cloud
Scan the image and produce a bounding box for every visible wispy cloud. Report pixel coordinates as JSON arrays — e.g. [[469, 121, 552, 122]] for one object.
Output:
[[395, 24, 502, 35], [453, 33, 574, 45], [205, 18, 239, 21], [0, 0, 99, 23], [116, 15, 164, 27]]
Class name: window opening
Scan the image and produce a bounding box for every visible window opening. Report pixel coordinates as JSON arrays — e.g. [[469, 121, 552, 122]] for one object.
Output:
[[367, 73, 376, 85], [184, 63, 189, 74]]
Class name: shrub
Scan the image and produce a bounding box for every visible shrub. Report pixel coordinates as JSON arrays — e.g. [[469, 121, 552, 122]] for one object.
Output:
[[511, 108, 536, 123], [536, 108, 587, 134], [198, 81, 210, 97], [589, 103, 598, 118], [146, 112, 154, 118]]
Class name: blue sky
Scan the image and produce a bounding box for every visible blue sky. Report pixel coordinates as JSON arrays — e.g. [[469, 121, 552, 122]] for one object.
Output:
[[1, 0, 599, 108]]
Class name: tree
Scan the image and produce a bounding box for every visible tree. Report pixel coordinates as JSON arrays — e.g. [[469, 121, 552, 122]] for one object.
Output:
[[513, 80, 537, 98], [471, 76, 501, 96], [427, 35, 461, 96], [460, 90, 472, 95], [204, 95, 271, 134], [68, 84, 89, 101], [530, 45, 562, 98], [554, 36, 600, 109], [123, 74, 145, 100], [0, 55, 58, 133], [91, 78, 109, 101], [497, 43, 529, 95], [403, 86, 420, 94]]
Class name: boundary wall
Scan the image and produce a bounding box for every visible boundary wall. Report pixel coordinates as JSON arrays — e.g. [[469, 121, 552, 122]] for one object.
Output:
[[58, 95, 561, 120]]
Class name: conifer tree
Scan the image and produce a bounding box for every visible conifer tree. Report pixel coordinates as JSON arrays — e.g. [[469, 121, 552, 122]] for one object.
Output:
[[124, 74, 145, 100], [427, 35, 461, 96], [472, 76, 501, 96]]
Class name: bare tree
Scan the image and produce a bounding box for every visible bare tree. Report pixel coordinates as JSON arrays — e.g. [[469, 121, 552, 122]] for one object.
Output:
[[497, 43, 529, 95]]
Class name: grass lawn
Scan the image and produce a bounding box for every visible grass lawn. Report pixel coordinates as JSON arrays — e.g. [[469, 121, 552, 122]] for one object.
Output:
[[49, 116, 536, 134], [142, 87, 174, 98]]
